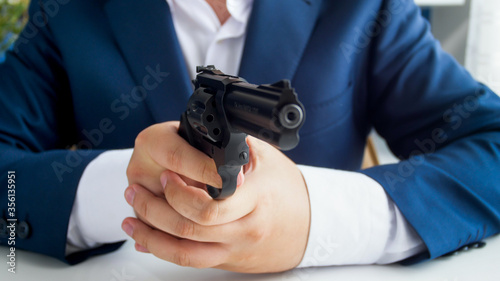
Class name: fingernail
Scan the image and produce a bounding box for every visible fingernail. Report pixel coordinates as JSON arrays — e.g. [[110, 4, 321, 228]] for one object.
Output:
[[122, 222, 134, 237], [125, 186, 136, 205], [237, 170, 245, 187], [161, 172, 168, 191], [135, 243, 150, 253]]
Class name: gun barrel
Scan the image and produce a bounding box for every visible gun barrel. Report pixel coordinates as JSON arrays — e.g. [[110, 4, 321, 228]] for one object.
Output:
[[223, 82, 305, 151], [180, 65, 305, 199]]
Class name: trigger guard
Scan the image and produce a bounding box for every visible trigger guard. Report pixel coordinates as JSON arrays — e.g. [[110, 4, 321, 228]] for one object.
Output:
[[207, 185, 222, 199], [208, 164, 242, 199]]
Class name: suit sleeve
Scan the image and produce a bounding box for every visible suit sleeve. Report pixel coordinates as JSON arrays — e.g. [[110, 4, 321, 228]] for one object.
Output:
[[0, 1, 122, 264], [360, 0, 500, 263]]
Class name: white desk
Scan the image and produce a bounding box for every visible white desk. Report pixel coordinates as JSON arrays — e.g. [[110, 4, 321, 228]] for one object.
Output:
[[415, 0, 465, 6], [2, 235, 499, 281]]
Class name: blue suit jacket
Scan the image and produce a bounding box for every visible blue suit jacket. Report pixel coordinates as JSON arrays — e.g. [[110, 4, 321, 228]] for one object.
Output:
[[1, 0, 499, 265]]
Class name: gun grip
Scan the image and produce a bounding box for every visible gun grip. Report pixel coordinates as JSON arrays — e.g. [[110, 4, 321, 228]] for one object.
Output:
[[179, 112, 249, 200]]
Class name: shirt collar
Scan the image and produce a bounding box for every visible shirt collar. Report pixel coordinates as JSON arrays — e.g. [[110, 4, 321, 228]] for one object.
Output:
[[166, 0, 254, 25], [227, 0, 254, 24], [166, 0, 175, 12]]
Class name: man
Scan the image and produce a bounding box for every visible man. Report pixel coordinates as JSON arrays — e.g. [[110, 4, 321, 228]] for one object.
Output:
[[1, 0, 499, 273]]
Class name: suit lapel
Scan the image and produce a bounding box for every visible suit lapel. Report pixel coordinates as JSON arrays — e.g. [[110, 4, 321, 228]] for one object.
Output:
[[239, 0, 323, 84], [104, 0, 191, 123], [103, 0, 322, 122]]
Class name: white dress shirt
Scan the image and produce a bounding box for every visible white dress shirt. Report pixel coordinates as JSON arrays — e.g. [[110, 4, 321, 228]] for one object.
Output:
[[67, 0, 425, 266]]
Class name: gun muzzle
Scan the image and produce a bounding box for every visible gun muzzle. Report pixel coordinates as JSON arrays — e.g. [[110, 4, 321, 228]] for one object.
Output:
[[223, 80, 305, 150]]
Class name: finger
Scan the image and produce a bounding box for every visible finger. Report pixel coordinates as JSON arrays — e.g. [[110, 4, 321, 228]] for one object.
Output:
[[179, 174, 206, 189], [122, 217, 228, 268], [126, 152, 165, 197], [163, 169, 244, 192], [160, 169, 206, 190], [237, 169, 245, 187], [125, 184, 234, 242], [135, 242, 150, 253], [145, 122, 222, 188], [163, 170, 258, 226]]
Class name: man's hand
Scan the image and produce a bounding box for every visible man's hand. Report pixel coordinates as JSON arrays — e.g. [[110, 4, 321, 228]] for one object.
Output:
[[123, 123, 311, 273], [126, 121, 222, 197]]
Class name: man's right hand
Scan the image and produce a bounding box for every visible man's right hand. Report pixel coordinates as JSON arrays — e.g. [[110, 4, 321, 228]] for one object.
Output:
[[126, 121, 222, 198]]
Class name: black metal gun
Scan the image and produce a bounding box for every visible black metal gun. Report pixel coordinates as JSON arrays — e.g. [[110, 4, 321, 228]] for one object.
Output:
[[178, 66, 305, 199]]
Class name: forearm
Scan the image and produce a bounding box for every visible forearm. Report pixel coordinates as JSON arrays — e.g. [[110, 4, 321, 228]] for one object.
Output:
[[0, 145, 105, 263], [296, 165, 425, 267], [362, 129, 500, 261], [67, 149, 135, 255]]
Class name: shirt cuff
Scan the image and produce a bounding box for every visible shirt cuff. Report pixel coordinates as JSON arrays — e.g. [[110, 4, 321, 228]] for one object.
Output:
[[296, 165, 425, 267], [66, 149, 135, 255]]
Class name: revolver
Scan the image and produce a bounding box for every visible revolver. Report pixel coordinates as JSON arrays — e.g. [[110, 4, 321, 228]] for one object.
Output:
[[178, 66, 305, 199]]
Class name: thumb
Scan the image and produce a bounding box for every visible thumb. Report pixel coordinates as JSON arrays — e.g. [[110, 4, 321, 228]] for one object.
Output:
[[243, 136, 268, 175]]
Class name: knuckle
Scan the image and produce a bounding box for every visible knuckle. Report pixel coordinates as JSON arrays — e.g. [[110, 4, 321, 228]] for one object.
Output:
[[135, 196, 149, 219], [245, 226, 267, 243], [166, 143, 183, 171], [199, 162, 217, 186], [164, 178, 178, 203], [198, 203, 219, 225], [134, 130, 148, 147], [174, 219, 196, 238], [136, 236, 149, 251], [173, 251, 192, 267], [199, 162, 211, 183], [191, 193, 207, 211], [191, 261, 209, 269], [126, 164, 148, 184], [125, 165, 133, 180], [126, 164, 133, 178], [126, 164, 140, 180]]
